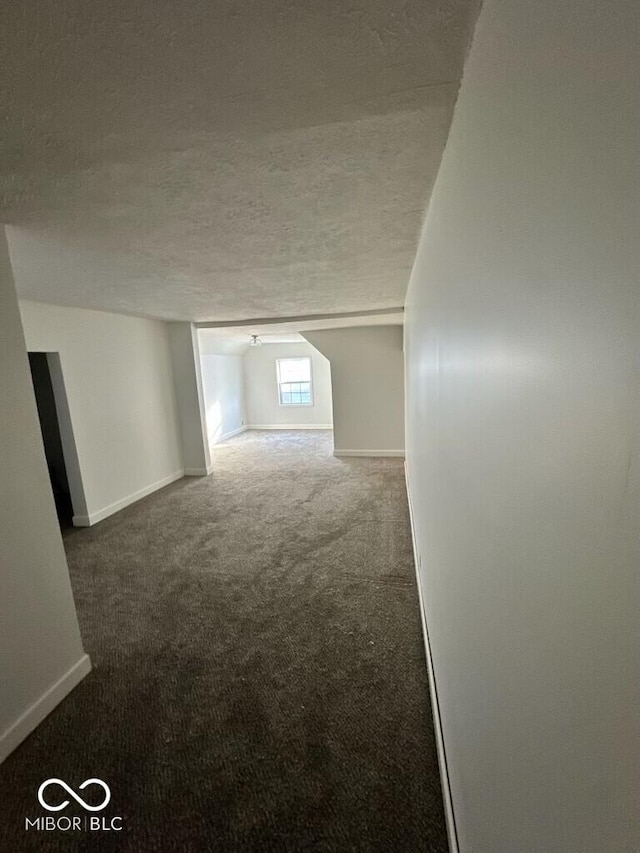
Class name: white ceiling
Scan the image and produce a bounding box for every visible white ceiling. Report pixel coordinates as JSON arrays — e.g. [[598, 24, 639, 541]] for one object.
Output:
[[198, 309, 404, 354], [199, 331, 305, 356], [1, 0, 478, 322]]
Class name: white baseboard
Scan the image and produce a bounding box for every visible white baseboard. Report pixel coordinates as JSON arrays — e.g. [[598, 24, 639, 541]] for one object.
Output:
[[211, 425, 248, 446], [184, 465, 213, 476], [405, 462, 459, 853], [248, 424, 333, 430], [72, 469, 184, 526], [333, 449, 405, 458], [0, 654, 92, 764]]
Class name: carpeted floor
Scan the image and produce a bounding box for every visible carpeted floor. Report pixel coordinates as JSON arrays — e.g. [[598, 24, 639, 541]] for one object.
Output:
[[0, 431, 447, 852]]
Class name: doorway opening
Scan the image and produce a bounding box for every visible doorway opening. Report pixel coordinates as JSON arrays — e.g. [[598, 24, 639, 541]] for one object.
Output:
[[198, 330, 333, 453], [28, 352, 87, 529]]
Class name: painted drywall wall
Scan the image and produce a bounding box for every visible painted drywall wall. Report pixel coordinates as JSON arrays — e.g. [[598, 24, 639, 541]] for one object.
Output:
[[200, 354, 247, 445], [19, 300, 184, 525], [0, 230, 89, 762], [167, 322, 212, 475], [304, 326, 403, 454], [198, 330, 249, 357], [243, 341, 332, 428], [404, 1, 640, 850]]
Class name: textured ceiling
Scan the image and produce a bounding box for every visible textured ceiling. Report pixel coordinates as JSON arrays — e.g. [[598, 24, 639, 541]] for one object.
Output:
[[1, 0, 478, 321]]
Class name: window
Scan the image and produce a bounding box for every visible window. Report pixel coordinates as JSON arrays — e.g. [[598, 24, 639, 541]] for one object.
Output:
[[276, 357, 313, 406]]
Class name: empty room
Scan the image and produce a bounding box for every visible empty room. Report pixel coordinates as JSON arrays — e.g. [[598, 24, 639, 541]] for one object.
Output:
[[2, 1, 640, 852]]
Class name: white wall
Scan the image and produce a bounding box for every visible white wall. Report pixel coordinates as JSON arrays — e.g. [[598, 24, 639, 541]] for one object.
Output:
[[200, 354, 247, 445], [0, 230, 90, 762], [404, 1, 640, 851], [167, 322, 212, 475], [243, 341, 333, 428], [20, 300, 184, 525], [304, 326, 403, 455]]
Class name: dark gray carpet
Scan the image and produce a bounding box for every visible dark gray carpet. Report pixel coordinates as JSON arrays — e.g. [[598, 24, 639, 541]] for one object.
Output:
[[0, 431, 447, 852]]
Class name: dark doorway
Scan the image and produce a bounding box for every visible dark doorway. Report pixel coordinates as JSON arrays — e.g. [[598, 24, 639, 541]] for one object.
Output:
[[28, 353, 74, 529]]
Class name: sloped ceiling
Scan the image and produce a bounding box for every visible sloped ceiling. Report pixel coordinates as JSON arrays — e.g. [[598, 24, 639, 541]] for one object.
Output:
[[198, 309, 404, 354], [1, 0, 478, 321]]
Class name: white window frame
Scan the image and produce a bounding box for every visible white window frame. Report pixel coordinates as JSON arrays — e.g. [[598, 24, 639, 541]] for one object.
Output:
[[276, 357, 314, 407]]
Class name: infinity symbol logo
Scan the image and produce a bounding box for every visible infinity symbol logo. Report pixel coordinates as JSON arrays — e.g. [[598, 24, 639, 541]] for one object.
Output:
[[37, 778, 111, 812]]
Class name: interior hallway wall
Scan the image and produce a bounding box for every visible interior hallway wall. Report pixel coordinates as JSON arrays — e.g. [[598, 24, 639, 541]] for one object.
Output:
[[404, 0, 640, 850], [243, 341, 333, 428], [167, 322, 211, 476], [303, 326, 403, 455], [0, 230, 89, 762], [20, 300, 184, 525], [200, 354, 247, 446]]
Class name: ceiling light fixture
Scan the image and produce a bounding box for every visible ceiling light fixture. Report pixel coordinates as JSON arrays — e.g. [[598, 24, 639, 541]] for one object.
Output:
[[250, 334, 262, 347]]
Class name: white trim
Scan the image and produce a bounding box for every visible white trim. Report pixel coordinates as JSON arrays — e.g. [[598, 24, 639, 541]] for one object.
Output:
[[333, 449, 405, 458], [248, 424, 333, 430], [404, 462, 459, 853], [0, 654, 92, 764], [184, 465, 213, 476], [210, 424, 248, 446], [72, 469, 184, 526]]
